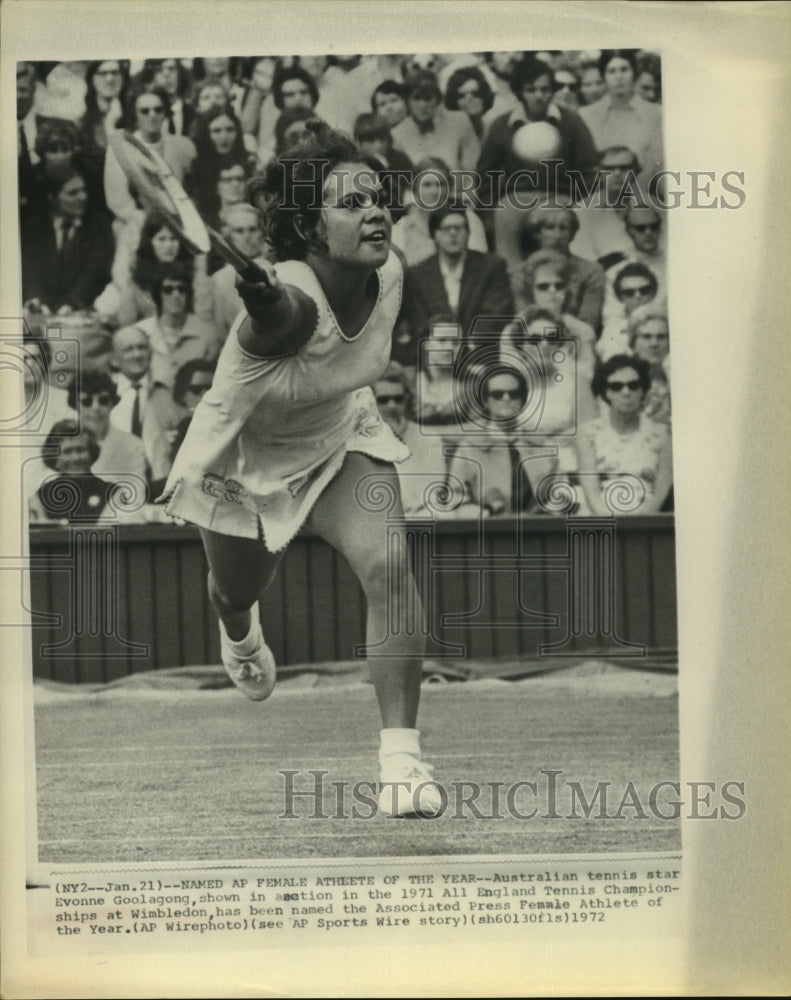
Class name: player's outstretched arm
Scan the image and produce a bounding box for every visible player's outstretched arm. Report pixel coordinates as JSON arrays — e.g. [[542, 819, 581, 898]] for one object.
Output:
[[235, 261, 318, 358]]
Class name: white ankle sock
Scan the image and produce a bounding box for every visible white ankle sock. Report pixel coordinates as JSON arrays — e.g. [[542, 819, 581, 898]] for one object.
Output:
[[220, 614, 260, 656], [379, 728, 421, 760]]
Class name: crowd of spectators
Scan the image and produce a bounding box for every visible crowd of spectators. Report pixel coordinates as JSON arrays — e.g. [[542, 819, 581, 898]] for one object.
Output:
[[17, 49, 670, 525]]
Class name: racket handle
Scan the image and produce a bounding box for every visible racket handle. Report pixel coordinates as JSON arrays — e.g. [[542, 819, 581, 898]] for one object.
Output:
[[236, 259, 273, 285], [206, 225, 274, 286]]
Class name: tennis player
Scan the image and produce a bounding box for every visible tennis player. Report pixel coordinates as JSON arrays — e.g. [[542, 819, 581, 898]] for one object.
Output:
[[162, 124, 440, 818]]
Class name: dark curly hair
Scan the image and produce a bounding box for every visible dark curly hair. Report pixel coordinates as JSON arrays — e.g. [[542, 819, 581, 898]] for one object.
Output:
[[67, 370, 120, 412], [42, 420, 101, 471], [444, 66, 494, 114], [125, 85, 172, 127], [247, 122, 381, 261], [591, 353, 651, 403], [510, 56, 555, 98], [173, 359, 216, 407], [613, 262, 659, 302], [271, 66, 319, 112], [151, 262, 196, 314]]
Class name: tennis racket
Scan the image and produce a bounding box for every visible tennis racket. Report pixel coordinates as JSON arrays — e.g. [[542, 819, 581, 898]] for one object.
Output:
[[108, 131, 272, 285]]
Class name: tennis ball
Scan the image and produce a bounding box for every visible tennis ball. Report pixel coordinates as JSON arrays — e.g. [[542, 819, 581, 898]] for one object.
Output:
[[511, 122, 562, 162]]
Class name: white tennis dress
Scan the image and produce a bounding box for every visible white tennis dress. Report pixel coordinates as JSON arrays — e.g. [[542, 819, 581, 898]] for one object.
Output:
[[161, 251, 409, 550]]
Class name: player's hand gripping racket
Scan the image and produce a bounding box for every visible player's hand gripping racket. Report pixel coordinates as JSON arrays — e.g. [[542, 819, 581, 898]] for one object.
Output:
[[108, 131, 274, 286]]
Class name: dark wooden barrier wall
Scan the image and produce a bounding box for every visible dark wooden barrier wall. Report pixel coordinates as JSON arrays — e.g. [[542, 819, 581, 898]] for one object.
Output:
[[27, 516, 677, 683]]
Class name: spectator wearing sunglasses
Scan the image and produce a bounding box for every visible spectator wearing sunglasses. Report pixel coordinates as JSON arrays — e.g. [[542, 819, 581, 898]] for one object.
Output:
[[576, 353, 672, 516], [552, 66, 581, 111], [501, 306, 598, 502], [103, 87, 196, 228], [522, 206, 606, 334], [602, 203, 665, 311], [568, 146, 646, 265], [516, 250, 597, 378], [444, 66, 494, 139], [598, 262, 660, 360], [168, 360, 217, 467], [372, 362, 449, 517], [446, 365, 556, 518], [67, 370, 147, 483], [599, 203, 665, 357], [135, 264, 219, 389]]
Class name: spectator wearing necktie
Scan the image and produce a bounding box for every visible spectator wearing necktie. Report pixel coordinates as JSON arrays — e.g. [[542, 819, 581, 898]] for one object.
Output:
[[110, 326, 183, 485], [21, 165, 114, 313]]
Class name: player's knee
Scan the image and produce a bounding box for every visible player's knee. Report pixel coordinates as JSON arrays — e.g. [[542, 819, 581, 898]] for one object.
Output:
[[356, 546, 414, 601], [207, 571, 254, 615]]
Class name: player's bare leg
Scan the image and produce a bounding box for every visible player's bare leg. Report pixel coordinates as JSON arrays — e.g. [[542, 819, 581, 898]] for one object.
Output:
[[200, 528, 284, 700], [309, 453, 440, 817]]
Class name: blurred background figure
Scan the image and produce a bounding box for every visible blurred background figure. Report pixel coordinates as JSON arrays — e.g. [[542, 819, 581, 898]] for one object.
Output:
[[77, 59, 130, 169], [29, 421, 119, 525], [21, 165, 114, 314], [99, 209, 210, 326], [144, 58, 196, 136], [136, 266, 219, 389], [110, 325, 183, 485], [447, 365, 556, 518], [372, 362, 449, 517], [627, 306, 671, 427], [635, 51, 662, 103], [578, 49, 663, 193], [552, 65, 581, 111], [444, 65, 494, 139], [21, 336, 72, 437], [576, 354, 672, 515], [515, 250, 597, 376], [370, 80, 408, 130], [391, 156, 488, 266], [211, 204, 273, 343], [400, 204, 513, 370], [476, 55, 598, 281], [391, 71, 480, 173], [414, 318, 465, 428], [578, 60, 606, 106], [569, 146, 645, 265], [191, 57, 247, 117], [163, 359, 217, 490], [187, 105, 254, 227], [103, 87, 196, 229], [520, 206, 605, 333], [68, 369, 147, 482], [501, 306, 598, 508]]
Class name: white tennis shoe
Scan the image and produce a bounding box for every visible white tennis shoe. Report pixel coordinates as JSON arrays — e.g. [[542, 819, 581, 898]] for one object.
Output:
[[378, 753, 443, 819], [219, 616, 276, 702]]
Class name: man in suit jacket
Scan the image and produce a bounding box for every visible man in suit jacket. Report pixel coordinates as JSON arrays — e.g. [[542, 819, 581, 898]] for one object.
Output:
[[21, 165, 114, 313], [398, 205, 515, 369]]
